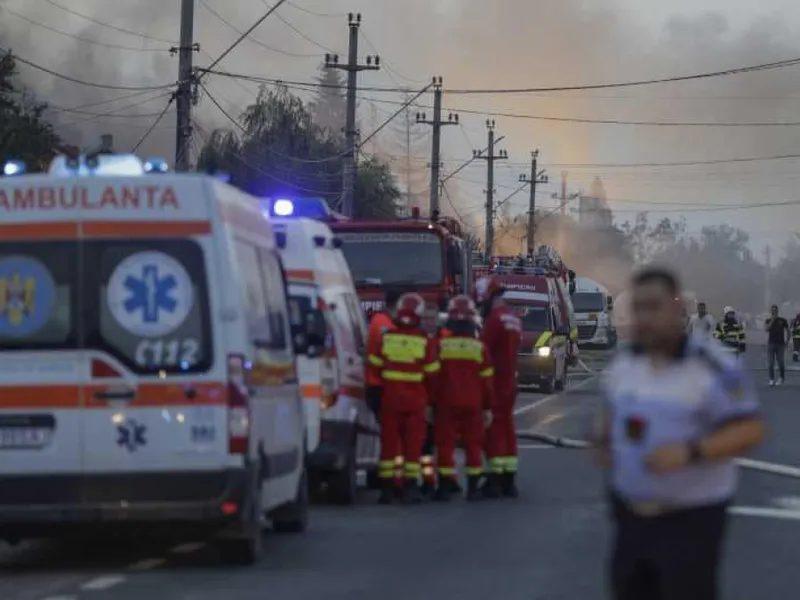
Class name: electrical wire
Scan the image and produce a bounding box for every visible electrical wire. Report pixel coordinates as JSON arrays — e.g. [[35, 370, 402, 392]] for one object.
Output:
[[1, 50, 175, 91], [283, 1, 346, 18], [271, 9, 336, 52], [132, 97, 176, 152], [199, 0, 319, 58], [38, 0, 176, 44], [201, 55, 800, 95], [202, 0, 289, 76], [45, 90, 164, 113], [57, 92, 175, 126], [0, 6, 168, 52]]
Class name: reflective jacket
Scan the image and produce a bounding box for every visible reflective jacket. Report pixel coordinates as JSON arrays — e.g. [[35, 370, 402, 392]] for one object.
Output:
[[366, 311, 394, 386], [792, 316, 800, 340], [367, 326, 440, 412], [714, 322, 746, 351], [437, 334, 495, 410], [482, 305, 523, 400]]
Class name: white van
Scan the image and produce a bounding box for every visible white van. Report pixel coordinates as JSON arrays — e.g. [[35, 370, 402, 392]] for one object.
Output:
[[0, 155, 319, 565], [572, 277, 616, 349], [268, 214, 379, 505]]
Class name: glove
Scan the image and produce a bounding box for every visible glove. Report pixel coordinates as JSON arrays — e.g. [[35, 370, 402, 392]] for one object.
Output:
[[483, 410, 493, 427]]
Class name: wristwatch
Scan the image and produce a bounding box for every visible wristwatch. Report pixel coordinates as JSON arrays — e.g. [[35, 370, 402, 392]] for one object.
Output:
[[687, 441, 704, 464]]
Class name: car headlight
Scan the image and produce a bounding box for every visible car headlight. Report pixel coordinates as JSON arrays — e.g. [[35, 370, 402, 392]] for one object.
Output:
[[537, 346, 551, 357]]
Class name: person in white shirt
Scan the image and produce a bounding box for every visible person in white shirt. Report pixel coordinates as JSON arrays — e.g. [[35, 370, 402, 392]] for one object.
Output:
[[688, 302, 715, 336]]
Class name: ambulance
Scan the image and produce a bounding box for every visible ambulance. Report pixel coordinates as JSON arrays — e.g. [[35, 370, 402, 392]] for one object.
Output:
[[0, 155, 320, 565], [265, 204, 379, 505]]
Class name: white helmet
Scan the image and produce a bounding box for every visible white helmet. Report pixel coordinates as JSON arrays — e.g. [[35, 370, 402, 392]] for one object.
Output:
[[724, 306, 735, 315]]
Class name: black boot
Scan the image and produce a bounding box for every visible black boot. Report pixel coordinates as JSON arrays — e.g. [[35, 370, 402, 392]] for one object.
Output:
[[420, 480, 436, 499], [481, 473, 502, 499], [377, 480, 394, 505], [794, 351, 798, 363], [433, 483, 451, 502], [501, 472, 519, 498], [445, 477, 463, 494], [466, 475, 482, 501], [403, 480, 423, 504]]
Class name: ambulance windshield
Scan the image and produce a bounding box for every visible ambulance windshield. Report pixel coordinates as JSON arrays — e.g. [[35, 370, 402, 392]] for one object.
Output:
[[571, 292, 604, 312], [337, 231, 443, 286]]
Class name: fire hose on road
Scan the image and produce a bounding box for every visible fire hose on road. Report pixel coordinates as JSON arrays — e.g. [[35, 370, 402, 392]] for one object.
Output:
[[516, 431, 800, 479]]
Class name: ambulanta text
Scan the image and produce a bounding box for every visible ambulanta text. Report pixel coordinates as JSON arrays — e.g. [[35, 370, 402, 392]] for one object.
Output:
[[0, 185, 181, 211]]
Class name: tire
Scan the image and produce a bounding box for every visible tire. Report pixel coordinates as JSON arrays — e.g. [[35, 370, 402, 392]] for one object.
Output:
[[365, 467, 381, 490], [541, 375, 555, 394], [217, 485, 264, 566], [327, 449, 357, 505], [271, 467, 310, 534]]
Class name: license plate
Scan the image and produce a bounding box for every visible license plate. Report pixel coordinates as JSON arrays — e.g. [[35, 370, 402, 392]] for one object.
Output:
[[0, 427, 49, 449]]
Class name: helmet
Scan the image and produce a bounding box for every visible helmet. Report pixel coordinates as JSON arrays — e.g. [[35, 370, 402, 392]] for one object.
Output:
[[394, 292, 426, 327], [474, 276, 503, 304], [447, 295, 477, 321], [724, 306, 735, 315]]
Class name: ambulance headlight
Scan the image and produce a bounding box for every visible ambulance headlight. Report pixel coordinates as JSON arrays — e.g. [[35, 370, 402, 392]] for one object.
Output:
[[143, 158, 168, 173], [273, 199, 294, 216], [3, 160, 26, 176], [537, 346, 551, 357]]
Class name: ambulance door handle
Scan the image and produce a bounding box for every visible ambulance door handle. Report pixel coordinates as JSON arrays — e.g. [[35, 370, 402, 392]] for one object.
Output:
[[94, 389, 135, 401]]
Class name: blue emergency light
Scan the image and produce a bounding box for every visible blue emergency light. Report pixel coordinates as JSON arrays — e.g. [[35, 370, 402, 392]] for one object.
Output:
[[262, 197, 331, 220], [2, 160, 27, 176]]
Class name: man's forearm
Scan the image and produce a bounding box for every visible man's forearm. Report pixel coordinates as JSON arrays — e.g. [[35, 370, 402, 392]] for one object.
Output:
[[698, 418, 765, 461]]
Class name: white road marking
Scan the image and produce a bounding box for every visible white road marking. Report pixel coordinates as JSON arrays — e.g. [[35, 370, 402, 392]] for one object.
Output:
[[40, 597, 77, 600], [729, 506, 800, 521], [772, 497, 800, 510], [735, 457, 800, 479], [128, 557, 166, 570], [170, 542, 205, 554], [514, 375, 597, 416], [80, 575, 126, 591], [518, 444, 554, 450]]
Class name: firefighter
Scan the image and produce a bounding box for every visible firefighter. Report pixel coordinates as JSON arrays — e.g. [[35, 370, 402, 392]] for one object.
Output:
[[792, 312, 800, 362], [475, 276, 523, 498], [434, 295, 495, 502], [367, 292, 440, 504], [419, 305, 442, 497], [365, 288, 403, 415], [713, 306, 746, 355]]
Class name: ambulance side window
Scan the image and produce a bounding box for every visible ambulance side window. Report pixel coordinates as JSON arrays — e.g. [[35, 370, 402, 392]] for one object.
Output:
[[233, 240, 270, 344], [257, 250, 289, 351]]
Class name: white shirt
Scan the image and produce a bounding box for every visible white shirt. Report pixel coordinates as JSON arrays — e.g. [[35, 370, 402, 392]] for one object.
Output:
[[688, 314, 715, 335]]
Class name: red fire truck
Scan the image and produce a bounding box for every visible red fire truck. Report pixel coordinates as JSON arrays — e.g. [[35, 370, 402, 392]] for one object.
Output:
[[328, 207, 473, 320]]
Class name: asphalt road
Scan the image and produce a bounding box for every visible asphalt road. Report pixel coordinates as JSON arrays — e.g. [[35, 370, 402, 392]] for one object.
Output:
[[3, 343, 800, 600]]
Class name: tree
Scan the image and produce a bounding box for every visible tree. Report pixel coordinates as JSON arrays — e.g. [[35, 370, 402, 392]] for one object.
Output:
[[619, 213, 687, 264], [196, 83, 400, 219], [0, 52, 60, 168], [773, 235, 800, 308], [308, 63, 346, 140]]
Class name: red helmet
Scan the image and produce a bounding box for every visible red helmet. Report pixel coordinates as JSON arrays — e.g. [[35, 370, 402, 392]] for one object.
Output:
[[474, 276, 504, 304], [447, 295, 477, 321], [394, 292, 426, 327]]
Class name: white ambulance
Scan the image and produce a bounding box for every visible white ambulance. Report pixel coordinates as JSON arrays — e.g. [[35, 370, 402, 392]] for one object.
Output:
[[267, 205, 379, 505], [0, 155, 321, 565]]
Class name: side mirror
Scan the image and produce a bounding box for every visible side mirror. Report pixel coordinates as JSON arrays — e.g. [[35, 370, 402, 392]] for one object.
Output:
[[606, 296, 613, 310], [556, 325, 571, 336]]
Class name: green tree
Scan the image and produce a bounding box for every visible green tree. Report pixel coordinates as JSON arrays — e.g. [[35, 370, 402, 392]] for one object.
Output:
[[196, 83, 399, 219], [307, 63, 346, 140], [0, 52, 60, 168], [773, 234, 800, 306]]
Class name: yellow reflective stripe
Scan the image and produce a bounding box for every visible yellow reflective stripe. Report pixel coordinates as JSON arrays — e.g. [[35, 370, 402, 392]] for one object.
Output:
[[379, 459, 396, 478], [438, 467, 457, 475], [382, 370, 424, 382], [465, 466, 483, 476], [479, 366, 494, 378], [569, 325, 578, 341], [504, 456, 519, 472], [439, 337, 483, 361], [423, 360, 440, 373], [381, 333, 427, 363], [404, 462, 421, 477], [534, 331, 553, 348], [489, 457, 505, 474], [368, 354, 384, 367]]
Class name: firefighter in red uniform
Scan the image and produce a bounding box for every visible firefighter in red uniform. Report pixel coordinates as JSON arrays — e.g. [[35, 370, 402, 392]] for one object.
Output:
[[367, 293, 440, 504], [434, 295, 495, 502], [365, 288, 403, 415], [475, 276, 523, 498]]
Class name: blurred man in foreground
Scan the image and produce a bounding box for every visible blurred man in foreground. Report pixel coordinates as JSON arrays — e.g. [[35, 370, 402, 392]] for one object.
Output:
[[593, 266, 764, 600]]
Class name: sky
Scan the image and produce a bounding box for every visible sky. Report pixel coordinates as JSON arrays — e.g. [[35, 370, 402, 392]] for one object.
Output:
[[3, 0, 800, 258]]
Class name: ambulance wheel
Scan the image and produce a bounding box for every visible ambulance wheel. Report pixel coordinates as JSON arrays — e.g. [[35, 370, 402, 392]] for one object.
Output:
[[272, 466, 310, 534], [541, 375, 555, 394], [217, 481, 264, 565], [365, 467, 382, 490], [327, 450, 357, 505]]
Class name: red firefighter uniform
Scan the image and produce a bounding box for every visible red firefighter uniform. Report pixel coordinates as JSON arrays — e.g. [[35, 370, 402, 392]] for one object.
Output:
[[366, 310, 394, 388], [367, 293, 440, 504], [477, 277, 523, 498], [434, 296, 495, 501]]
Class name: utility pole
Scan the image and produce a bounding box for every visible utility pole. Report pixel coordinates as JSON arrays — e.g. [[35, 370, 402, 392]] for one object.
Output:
[[173, 0, 199, 171], [416, 77, 458, 216], [765, 245, 772, 309], [325, 13, 380, 217], [518, 150, 548, 254], [473, 119, 507, 258]]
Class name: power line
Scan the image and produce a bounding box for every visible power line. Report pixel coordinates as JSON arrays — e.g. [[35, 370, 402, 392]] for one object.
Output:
[[271, 8, 336, 52], [132, 97, 176, 152], [56, 92, 174, 126], [200, 0, 318, 58], [202, 0, 289, 76], [38, 0, 176, 44], [543, 153, 800, 169], [46, 90, 164, 112], [283, 1, 346, 18], [201, 55, 800, 95], [0, 6, 168, 52], [2, 50, 175, 91]]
